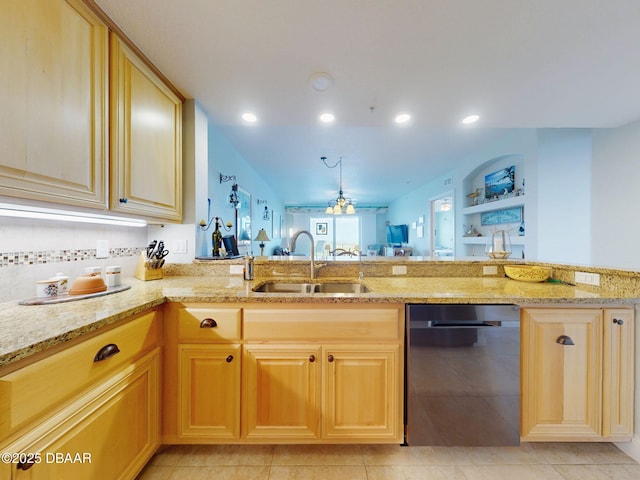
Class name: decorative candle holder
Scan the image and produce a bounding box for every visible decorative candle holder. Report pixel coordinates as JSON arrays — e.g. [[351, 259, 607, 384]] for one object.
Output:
[[485, 229, 512, 259]]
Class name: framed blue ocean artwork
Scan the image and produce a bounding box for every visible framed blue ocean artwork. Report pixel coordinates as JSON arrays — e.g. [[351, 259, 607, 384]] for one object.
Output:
[[481, 207, 523, 226], [485, 166, 515, 199]]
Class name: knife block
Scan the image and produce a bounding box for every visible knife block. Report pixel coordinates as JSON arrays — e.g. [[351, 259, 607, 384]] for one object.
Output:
[[134, 252, 164, 281]]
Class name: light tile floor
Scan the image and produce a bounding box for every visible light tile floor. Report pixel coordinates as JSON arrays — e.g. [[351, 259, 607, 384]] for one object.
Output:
[[137, 442, 639, 480]]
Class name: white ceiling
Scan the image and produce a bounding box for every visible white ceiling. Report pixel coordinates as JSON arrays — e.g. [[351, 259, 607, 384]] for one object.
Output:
[[95, 0, 640, 207]]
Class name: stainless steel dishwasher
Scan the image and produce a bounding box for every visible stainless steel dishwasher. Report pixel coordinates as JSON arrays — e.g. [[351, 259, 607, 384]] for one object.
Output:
[[405, 304, 520, 446]]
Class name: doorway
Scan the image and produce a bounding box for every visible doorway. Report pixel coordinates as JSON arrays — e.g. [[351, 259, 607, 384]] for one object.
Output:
[[431, 193, 454, 256]]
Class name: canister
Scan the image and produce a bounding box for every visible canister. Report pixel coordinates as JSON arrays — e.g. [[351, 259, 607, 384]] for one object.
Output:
[[105, 266, 122, 287], [52, 273, 69, 293], [36, 279, 61, 297]]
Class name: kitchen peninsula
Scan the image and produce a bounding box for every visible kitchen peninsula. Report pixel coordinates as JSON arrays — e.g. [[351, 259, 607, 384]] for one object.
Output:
[[1, 257, 638, 367], [0, 257, 637, 478]]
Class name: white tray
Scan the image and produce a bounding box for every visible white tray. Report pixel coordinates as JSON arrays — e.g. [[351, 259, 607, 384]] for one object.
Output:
[[18, 284, 131, 305]]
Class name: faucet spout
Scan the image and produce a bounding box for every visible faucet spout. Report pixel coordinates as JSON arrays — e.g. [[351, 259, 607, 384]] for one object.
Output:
[[290, 230, 316, 279]]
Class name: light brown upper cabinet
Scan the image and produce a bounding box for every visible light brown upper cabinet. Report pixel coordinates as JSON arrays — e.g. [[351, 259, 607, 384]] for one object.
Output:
[[109, 34, 183, 222], [0, 0, 108, 209]]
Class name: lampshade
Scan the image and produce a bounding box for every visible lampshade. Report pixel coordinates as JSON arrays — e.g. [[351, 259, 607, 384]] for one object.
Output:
[[254, 228, 270, 242], [254, 228, 270, 256], [323, 156, 355, 215]]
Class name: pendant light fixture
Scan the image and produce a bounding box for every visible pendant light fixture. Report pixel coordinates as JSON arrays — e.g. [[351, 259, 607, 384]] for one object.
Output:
[[322, 156, 355, 215]]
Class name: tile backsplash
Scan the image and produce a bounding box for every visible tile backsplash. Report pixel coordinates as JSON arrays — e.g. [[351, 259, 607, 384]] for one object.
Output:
[[0, 216, 148, 303], [1, 247, 141, 267]]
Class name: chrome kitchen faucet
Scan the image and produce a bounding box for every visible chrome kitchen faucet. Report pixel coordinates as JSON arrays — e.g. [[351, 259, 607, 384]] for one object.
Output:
[[290, 230, 316, 279]]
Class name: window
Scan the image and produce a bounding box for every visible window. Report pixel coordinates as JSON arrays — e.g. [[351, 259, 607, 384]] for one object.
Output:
[[310, 216, 360, 255]]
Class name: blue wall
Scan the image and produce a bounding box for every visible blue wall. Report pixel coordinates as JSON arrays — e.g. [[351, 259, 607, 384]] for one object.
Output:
[[204, 126, 285, 256]]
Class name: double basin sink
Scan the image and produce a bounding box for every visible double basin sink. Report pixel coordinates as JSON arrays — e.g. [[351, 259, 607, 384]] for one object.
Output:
[[252, 281, 370, 294]]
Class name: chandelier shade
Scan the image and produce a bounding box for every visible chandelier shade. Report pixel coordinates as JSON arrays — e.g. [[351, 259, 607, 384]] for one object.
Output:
[[322, 156, 355, 215]]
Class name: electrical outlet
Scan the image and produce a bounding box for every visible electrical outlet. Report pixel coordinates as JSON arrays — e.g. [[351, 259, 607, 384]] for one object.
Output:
[[575, 271, 600, 286], [229, 265, 244, 275], [96, 240, 109, 259], [392, 265, 407, 275], [483, 266, 498, 275]]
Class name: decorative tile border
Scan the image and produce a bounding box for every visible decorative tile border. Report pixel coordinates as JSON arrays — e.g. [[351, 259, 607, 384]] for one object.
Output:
[[0, 247, 143, 267]]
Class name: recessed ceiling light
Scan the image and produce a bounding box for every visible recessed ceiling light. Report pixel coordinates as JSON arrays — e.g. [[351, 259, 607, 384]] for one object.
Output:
[[394, 113, 412, 124], [462, 114, 480, 124], [319, 112, 335, 123], [242, 112, 258, 123]]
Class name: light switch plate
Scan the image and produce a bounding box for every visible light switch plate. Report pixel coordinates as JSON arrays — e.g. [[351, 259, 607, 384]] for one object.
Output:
[[96, 240, 109, 259], [174, 239, 188, 254]]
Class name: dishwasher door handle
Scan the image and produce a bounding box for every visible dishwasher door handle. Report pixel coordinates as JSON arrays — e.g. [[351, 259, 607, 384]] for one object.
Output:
[[425, 320, 502, 327]]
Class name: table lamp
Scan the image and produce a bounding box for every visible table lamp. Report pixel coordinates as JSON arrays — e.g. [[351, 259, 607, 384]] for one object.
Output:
[[254, 228, 271, 256]]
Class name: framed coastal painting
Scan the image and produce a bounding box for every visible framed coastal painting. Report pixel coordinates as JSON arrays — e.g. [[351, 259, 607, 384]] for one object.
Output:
[[316, 222, 328, 235], [485, 166, 515, 199]]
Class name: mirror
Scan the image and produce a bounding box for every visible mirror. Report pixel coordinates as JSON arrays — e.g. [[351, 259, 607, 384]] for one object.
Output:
[[236, 186, 252, 255], [431, 193, 454, 256]]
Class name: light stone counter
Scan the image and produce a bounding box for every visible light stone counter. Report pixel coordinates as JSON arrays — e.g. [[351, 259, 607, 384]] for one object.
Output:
[[1, 264, 639, 368]]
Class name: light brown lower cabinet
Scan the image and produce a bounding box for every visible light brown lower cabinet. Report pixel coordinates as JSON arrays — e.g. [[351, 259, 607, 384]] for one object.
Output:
[[0, 309, 161, 480], [323, 345, 400, 440], [164, 303, 405, 444], [521, 307, 634, 441], [243, 345, 321, 440], [9, 350, 159, 480], [178, 344, 241, 439], [242, 305, 404, 443], [243, 343, 400, 442]]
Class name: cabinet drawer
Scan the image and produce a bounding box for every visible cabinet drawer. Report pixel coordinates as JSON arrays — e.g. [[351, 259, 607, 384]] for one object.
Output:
[[0, 310, 159, 439], [178, 307, 241, 342], [244, 307, 401, 342], [8, 349, 160, 479]]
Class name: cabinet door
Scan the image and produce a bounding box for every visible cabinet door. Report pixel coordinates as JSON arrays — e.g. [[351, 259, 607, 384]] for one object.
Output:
[[0, 0, 107, 209], [11, 350, 159, 480], [178, 344, 241, 439], [323, 345, 401, 441], [109, 34, 182, 222], [243, 345, 321, 440], [521, 308, 602, 441], [602, 309, 634, 440]]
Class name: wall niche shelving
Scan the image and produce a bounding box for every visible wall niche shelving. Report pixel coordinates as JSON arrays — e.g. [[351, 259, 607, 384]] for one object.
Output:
[[461, 154, 526, 257]]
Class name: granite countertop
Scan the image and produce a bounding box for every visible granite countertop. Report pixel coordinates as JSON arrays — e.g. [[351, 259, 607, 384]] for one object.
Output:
[[0, 273, 637, 368]]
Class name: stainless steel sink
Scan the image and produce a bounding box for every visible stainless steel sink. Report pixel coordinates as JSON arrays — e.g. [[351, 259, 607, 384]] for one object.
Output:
[[252, 282, 369, 294], [313, 282, 370, 293]]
